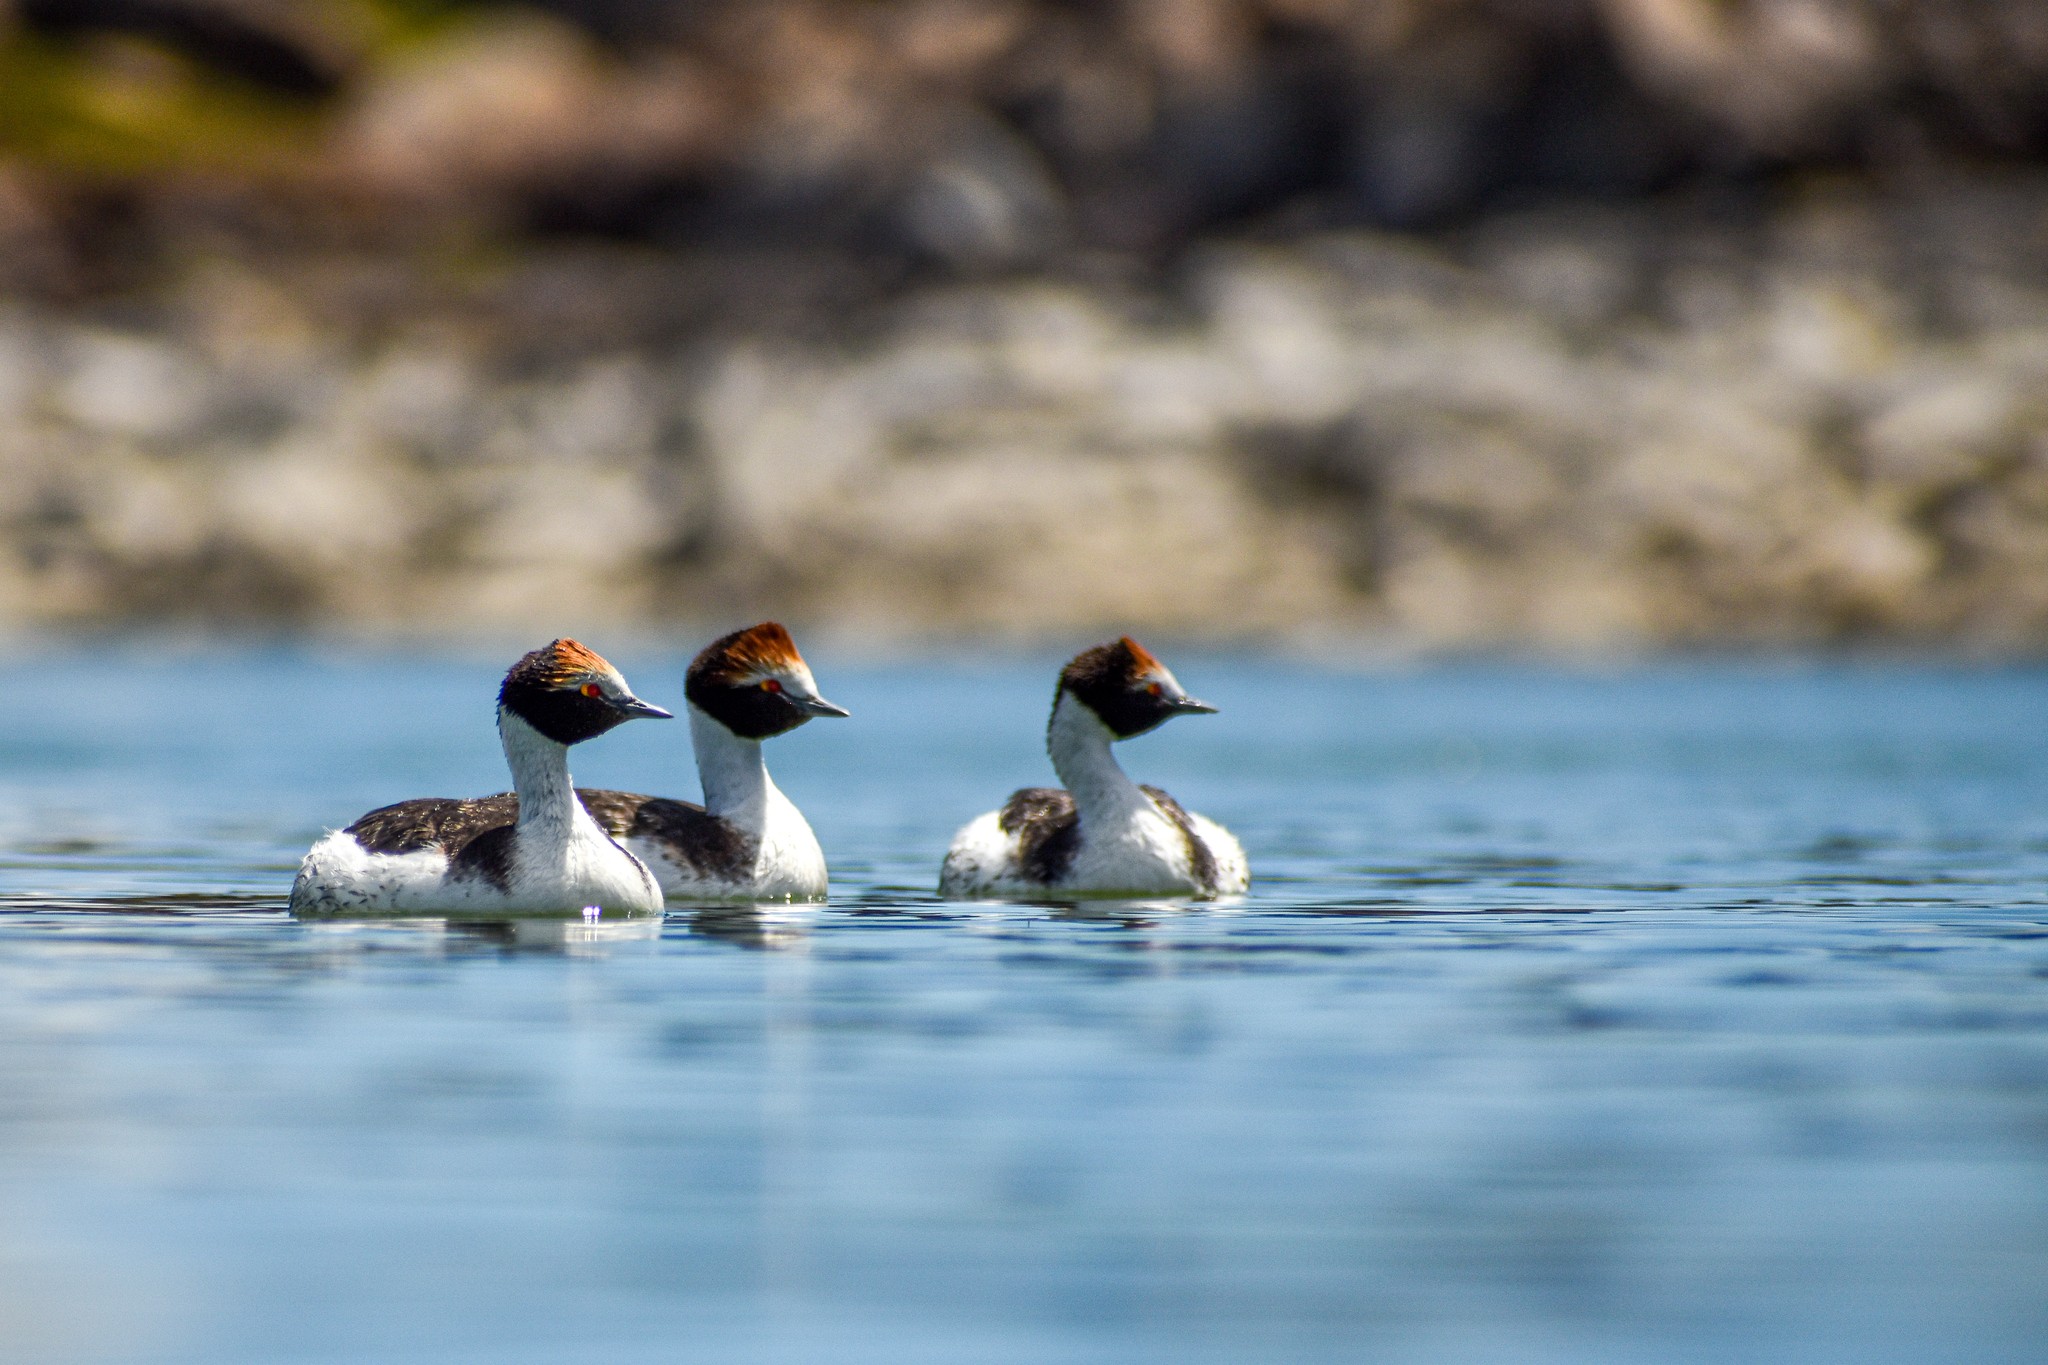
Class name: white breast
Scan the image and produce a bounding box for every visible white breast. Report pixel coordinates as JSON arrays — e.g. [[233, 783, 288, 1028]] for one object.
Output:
[[289, 822, 663, 916], [940, 795, 1247, 899], [629, 786, 828, 903], [518, 820, 664, 914], [747, 788, 829, 900]]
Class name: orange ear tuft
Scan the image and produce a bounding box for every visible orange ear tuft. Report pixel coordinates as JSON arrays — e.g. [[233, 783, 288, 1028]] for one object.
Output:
[[535, 638, 614, 685], [1118, 636, 1164, 674], [712, 622, 804, 677], [503, 638, 619, 696]]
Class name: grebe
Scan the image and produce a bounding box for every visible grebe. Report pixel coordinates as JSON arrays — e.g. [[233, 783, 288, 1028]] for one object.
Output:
[[940, 636, 1247, 899], [575, 623, 848, 902], [289, 639, 671, 916]]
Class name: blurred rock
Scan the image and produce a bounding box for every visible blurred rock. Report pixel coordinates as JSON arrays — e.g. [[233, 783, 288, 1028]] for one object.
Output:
[[54, 331, 212, 439], [19, 0, 358, 95], [0, 3, 2046, 644], [0, 165, 73, 298], [0, 175, 2041, 644], [895, 112, 1067, 268], [7, 0, 2048, 259], [336, 12, 724, 220]]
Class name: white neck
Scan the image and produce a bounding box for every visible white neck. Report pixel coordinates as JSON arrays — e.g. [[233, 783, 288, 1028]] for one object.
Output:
[[691, 704, 777, 823], [1048, 690, 1145, 815], [499, 708, 597, 854]]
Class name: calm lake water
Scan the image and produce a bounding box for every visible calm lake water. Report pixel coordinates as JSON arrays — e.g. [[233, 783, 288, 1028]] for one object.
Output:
[[0, 648, 2044, 1364]]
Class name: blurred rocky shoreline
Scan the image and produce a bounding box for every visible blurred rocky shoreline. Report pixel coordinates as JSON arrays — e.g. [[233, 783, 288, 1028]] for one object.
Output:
[[1, 1, 2046, 648]]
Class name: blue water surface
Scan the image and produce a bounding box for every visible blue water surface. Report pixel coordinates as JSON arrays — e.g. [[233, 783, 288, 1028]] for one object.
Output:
[[0, 647, 2044, 1364]]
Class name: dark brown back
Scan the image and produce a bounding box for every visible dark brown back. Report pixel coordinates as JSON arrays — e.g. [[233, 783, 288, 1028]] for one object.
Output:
[[997, 787, 1081, 884], [577, 788, 757, 882], [345, 795, 519, 857]]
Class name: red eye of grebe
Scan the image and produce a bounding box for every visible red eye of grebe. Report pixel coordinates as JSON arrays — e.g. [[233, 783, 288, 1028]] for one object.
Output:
[[1145, 682, 1162, 696], [580, 683, 601, 698], [761, 679, 783, 693]]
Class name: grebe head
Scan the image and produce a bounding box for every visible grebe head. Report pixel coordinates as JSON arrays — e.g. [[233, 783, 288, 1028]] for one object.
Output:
[[685, 622, 849, 740], [1056, 636, 1216, 740], [498, 638, 672, 745]]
